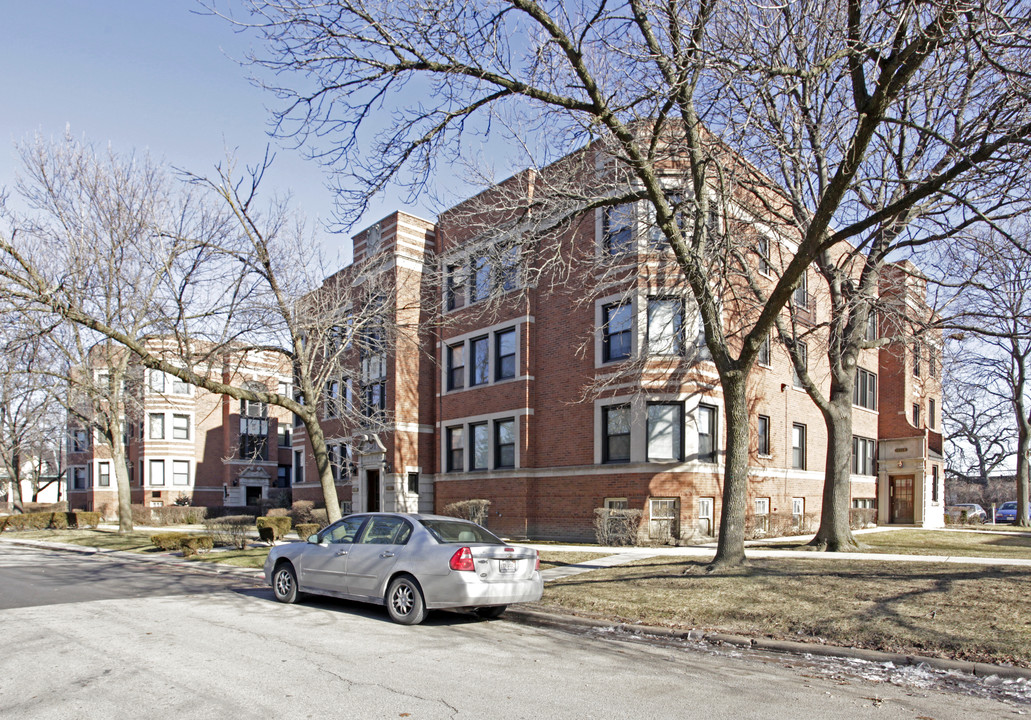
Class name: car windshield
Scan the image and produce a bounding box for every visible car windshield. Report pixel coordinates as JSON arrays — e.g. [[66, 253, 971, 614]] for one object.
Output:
[[419, 519, 504, 545], [1001, 502, 1016, 510]]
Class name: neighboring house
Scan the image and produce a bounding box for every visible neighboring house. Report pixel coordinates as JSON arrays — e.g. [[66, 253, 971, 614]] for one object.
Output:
[[66, 341, 293, 516], [0, 458, 63, 505], [290, 154, 945, 541]]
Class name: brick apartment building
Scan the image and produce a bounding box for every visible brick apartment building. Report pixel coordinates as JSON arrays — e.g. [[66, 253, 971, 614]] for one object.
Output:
[[67, 342, 293, 515], [292, 160, 945, 542]]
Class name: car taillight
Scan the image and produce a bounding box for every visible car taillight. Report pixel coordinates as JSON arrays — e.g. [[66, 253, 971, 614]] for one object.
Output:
[[535, 550, 540, 571], [449, 546, 475, 572]]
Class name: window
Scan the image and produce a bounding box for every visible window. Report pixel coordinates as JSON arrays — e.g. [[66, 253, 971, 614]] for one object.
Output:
[[240, 416, 268, 460], [407, 472, 420, 494], [758, 334, 772, 367], [754, 498, 770, 534], [929, 347, 938, 378], [932, 465, 940, 503], [913, 342, 921, 376], [603, 203, 634, 254], [865, 311, 877, 341], [912, 403, 921, 427], [792, 498, 805, 529], [852, 436, 875, 475], [172, 376, 191, 395], [149, 413, 165, 440], [791, 341, 807, 388], [757, 414, 771, 456], [149, 459, 165, 486], [650, 191, 687, 248], [278, 426, 292, 447], [697, 497, 714, 537], [363, 381, 386, 415], [853, 498, 875, 509], [647, 298, 684, 356], [647, 403, 683, 462], [602, 404, 631, 463], [172, 414, 190, 440], [495, 418, 515, 469], [853, 368, 877, 410], [602, 302, 632, 362], [791, 423, 807, 470], [327, 444, 342, 482], [149, 370, 165, 393], [470, 336, 489, 386], [496, 328, 516, 381], [98, 462, 110, 487], [172, 460, 190, 486], [325, 380, 340, 418], [446, 263, 467, 311], [929, 398, 936, 430], [446, 427, 464, 472], [72, 467, 87, 490], [71, 428, 88, 453], [293, 450, 305, 484], [470, 422, 489, 471], [697, 404, 717, 463], [757, 235, 772, 275], [649, 498, 680, 540], [472, 254, 492, 303], [497, 244, 519, 292], [447, 344, 465, 391], [793, 272, 809, 309], [277, 466, 290, 488]]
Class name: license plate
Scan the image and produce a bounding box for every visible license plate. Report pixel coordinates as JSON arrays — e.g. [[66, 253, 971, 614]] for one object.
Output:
[[499, 559, 517, 574]]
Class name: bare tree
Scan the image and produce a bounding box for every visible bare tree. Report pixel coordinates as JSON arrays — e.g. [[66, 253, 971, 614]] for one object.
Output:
[[0, 137, 414, 525], [216, 0, 1031, 566], [941, 224, 1031, 527]]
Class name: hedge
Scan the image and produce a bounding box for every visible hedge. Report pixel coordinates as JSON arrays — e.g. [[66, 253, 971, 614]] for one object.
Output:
[[256, 516, 292, 543], [0, 512, 72, 532], [73, 511, 102, 529], [180, 535, 214, 556], [295, 523, 320, 540]]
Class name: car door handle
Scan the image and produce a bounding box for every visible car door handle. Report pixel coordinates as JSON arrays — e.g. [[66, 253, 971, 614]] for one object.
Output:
[[380, 552, 395, 558], [335, 550, 349, 556]]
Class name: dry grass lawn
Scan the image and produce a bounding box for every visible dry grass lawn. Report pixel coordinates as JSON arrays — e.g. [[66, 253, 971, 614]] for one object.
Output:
[[5, 529, 158, 552], [532, 555, 1031, 667], [760, 528, 1031, 560]]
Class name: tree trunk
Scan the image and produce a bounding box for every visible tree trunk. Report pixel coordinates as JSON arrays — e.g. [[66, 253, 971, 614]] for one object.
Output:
[[11, 450, 24, 513], [300, 411, 342, 524], [709, 374, 749, 569], [103, 421, 134, 533], [810, 391, 860, 551], [1015, 404, 1030, 528]]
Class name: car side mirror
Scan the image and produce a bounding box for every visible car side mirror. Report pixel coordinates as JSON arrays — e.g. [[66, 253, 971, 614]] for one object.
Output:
[[307, 534, 320, 544]]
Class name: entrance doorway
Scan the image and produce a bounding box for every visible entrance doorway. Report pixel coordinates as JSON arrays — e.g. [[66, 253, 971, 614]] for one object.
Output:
[[890, 475, 914, 524], [245, 485, 263, 506], [366, 469, 380, 512]]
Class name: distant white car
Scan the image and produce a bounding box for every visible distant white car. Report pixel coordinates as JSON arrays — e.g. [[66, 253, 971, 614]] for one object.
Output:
[[945, 504, 988, 523], [264, 512, 543, 625]]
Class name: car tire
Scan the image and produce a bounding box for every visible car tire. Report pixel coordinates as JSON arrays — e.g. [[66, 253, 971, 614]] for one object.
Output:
[[386, 575, 428, 625], [475, 605, 508, 620], [272, 562, 300, 604]]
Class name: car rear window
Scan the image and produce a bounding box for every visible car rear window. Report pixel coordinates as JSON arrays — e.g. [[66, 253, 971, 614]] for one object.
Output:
[[419, 519, 504, 545]]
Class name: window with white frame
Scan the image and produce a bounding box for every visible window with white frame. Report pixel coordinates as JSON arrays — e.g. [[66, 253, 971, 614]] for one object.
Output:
[[792, 423, 807, 470], [98, 462, 110, 487], [171, 375, 191, 395], [697, 404, 717, 463], [602, 404, 631, 463], [792, 497, 804, 529], [852, 498, 875, 509], [602, 203, 635, 254], [758, 334, 772, 367], [407, 472, 420, 494], [172, 414, 190, 441], [647, 297, 685, 356], [149, 369, 165, 393], [649, 191, 688, 248], [172, 460, 190, 486], [647, 402, 683, 462], [853, 368, 877, 410], [793, 272, 809, 309], [602, 302, 632, 363], [932, 465, 940, 503], [697, 497, 714, 537], [754, 497, 770, 533], [149, 459, 165, 486], [757, 414, 771, 457], [852, 436, 875, 475], [912, 403, 921, 427], [149, 413, 165, 440], [929, 398, 936, 429], [649, 497, 680, 540], [791, 341, 808, 388]]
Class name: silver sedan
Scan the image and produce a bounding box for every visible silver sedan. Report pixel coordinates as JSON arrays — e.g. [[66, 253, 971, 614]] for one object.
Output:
[[263, 512, 543, 624]]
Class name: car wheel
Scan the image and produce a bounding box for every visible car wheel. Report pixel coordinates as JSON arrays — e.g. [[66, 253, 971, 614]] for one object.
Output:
[[386, 575, 428, 625], [272, 562, 300, 604], [475, 605, 507, 620]]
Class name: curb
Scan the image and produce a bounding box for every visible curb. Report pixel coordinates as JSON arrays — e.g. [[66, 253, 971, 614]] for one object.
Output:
[[505, 608, 1031, 682]]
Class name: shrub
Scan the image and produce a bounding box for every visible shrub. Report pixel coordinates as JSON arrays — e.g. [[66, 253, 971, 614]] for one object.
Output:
[[256, 516, 292, 543], [745, 511, 818, 539], [73, 511, 102, 529], [267, 508, 290, 518], [151, 532, 190, 551], [151, 506, 209, 525], [295, 523, 320, 540], [131, 505, 153, 526], [204, 515, 255, 549], [444, 499, 491, 527], [0, 512, 72, 531], [594, 508, 643, 546], [288, 500, 316, 524], [180, 535, 214, 556], [310, 509, 329, 527], [849, 508, 878, 530]]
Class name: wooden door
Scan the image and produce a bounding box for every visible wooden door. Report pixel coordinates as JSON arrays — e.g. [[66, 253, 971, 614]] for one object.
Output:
[[890, 475, 914, 524]]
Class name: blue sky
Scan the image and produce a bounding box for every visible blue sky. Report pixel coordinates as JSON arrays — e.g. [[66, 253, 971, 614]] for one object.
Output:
[[0, 1, 435, 264]]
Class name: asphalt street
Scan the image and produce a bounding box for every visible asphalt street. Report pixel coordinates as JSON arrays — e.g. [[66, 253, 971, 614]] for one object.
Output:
[[0, 545, 1027, 719]]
